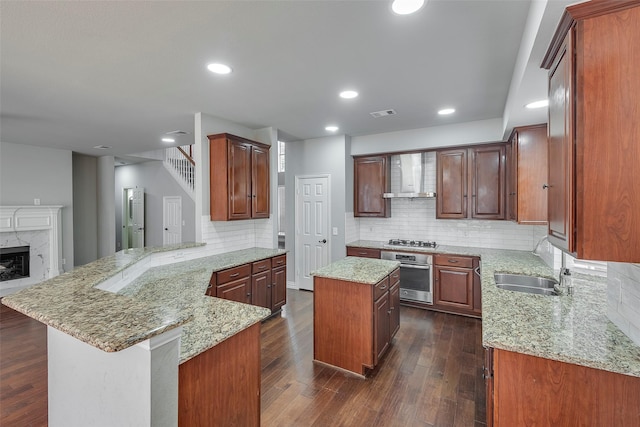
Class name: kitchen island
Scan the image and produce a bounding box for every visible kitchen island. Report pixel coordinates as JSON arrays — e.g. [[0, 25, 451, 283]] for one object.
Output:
[[2, 244, 286, 427], [347, 239, 640, 425], [312, 256, 400, 377]]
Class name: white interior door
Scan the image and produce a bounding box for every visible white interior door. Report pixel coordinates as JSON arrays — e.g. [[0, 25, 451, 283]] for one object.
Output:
[[295, 175, 330, 291], [131, 187, 145, 248], [163, 196, 182, 245]]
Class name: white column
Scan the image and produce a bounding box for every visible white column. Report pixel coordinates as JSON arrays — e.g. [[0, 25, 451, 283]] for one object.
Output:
[[48, 326, 181, 427], [97, 155, 116, 257]]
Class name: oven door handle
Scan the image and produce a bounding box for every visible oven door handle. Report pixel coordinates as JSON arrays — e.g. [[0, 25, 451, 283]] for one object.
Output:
[[400, 264, 431, 270]]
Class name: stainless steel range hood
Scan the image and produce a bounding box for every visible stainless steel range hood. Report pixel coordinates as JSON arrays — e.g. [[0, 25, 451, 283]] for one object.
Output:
[[383, 152, 436, 199]]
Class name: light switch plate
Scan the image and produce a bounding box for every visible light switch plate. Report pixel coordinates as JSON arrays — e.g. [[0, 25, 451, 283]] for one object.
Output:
[[332, 227, 338, 236]]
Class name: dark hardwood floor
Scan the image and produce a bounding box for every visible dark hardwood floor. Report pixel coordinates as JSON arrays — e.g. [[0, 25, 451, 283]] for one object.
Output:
[[0, 289, 485, 426]]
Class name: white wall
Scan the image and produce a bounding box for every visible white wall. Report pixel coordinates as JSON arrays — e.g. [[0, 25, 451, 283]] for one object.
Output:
[[607, 263, 640, 346], [114, 161, 196, 249], [72, 153, 98, 266], [350, 118, 503, 156], [0, 141, 74, 271], [285, 135, 349, 284]]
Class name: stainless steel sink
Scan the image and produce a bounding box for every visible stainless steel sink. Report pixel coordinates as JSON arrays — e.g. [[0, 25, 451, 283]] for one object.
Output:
[[494, 273, 559, 296]]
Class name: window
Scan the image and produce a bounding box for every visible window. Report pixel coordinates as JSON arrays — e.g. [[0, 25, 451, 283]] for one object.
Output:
[[278, 140, 285, 173]]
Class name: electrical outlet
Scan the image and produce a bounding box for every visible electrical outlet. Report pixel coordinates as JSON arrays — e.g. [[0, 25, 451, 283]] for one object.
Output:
[[62, 258, 66, 265], [34, 198, 40, 205]]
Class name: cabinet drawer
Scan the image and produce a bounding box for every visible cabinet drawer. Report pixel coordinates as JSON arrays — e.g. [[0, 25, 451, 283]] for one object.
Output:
[[346, 247, 381, 259], [374, 277, 390, 301], [271, 255, 286, 268], [217, 264, 251, 285], [434, 254, 473, 269], [252, 259, 270, 274], [389, 268, 400, 286]]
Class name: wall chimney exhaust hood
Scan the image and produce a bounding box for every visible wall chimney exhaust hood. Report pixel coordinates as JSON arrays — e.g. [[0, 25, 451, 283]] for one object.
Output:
[[383, 152, 436, 199]]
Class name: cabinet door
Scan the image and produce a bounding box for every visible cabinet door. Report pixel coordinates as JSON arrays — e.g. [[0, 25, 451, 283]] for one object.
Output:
[[271, 266, 287, 312], [470, 145, 506, 220], [228, 139, 252, 220], [251, 271, 270, 309], [485, 347, 494, 427], [251, 144, 270, 219], [436, 149, 468, 219], [389, 281, 400, 339], [354, 156, 390, 217], [547, 30, 574, 253], [506, 133, 518, 221], [434, 266, 473, 311], [374, 292, 390, 366], [515, 125, 548, 224], [217, 277, 252, 304]]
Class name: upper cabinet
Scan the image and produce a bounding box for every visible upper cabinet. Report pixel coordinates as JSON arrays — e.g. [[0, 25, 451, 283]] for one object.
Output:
[[506, 124, 548, 225], [354, 155, 391, 218], [541, 1, 640, 262], [436, 144, 506, 220], [208, 133, 270, 221]]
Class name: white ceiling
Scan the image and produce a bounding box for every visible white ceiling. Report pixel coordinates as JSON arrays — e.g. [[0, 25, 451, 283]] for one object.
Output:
[[0, 0, 575, 157]]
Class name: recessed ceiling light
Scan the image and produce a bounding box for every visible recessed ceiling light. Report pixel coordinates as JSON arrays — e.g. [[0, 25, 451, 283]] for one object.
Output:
[[392, 0, 425, 15], [325, 125, 339, 132], [438, 108, 455, 115], [525, 99, 549, 109], [162, 137, 175, 143], [207, 63, 232, 75], [93, 145, 111, 150], [339, 90, 358, 99]]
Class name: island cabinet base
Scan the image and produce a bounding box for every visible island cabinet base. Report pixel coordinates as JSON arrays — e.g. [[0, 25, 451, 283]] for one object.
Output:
[[178, 323, 261, 427], [313, 271, 399, 377], [490, 349, 640, 426]]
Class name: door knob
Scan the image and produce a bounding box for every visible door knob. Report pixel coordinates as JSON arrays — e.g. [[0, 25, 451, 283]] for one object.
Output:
[[164, 228, 168, 231], [319, 239, 327, 243]]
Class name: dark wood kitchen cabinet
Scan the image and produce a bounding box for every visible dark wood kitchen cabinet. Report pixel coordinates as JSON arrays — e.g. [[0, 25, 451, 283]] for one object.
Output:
[[346, 246, 381, 259], [210, 255, 286, 315], [506, 124, 548, 225], [485, 347, 640, 426], [433, 254, 481, 317], [354, 155, 391, 218], [436, 144, 506, 220], [541, 1, 640, 263], [314, 267, 400, 376], [208, 133, 270, 221]]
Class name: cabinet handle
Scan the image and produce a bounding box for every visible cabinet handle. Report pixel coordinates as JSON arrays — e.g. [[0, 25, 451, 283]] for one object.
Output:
[[474, 266, 481, 277], [246, 293, 251, 296], [267, 284, 271, 288], [387, 310, 392, 314], [380, 286, 387, 290], [230, 273, 240, 278], [448, 259, 459, 263], [542, 184, 551, 189]]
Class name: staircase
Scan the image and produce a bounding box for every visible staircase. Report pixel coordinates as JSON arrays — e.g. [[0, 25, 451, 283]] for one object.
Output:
[[164, 145, 195, 199]]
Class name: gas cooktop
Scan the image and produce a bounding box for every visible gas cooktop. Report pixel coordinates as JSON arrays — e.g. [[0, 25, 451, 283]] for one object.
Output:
[[385, 239, 437, 248]]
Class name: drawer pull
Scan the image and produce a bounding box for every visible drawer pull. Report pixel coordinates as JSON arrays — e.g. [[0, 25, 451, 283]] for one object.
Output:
[[230, 273, 240, 278], [380, 286, 387, 290], [448, 259, 459, 263]]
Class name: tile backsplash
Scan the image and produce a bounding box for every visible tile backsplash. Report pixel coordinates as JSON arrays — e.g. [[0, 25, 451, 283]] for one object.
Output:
[[607, 262, 640, 346], [353, 198, 545, 251], [201, 215, 274, 253]]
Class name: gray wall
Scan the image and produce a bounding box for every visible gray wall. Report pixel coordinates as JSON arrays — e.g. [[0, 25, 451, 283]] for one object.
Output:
[[114, 161, 195, 249], [72, 153, 98, 266], [285, 135, 349, 284], [0, 141, 74, 272], [97, 156, 116, 258]]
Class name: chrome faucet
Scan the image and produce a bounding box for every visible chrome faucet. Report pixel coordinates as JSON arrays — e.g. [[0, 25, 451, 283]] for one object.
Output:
[[532, 235, 549, 256], [559, 267, 573, 295]]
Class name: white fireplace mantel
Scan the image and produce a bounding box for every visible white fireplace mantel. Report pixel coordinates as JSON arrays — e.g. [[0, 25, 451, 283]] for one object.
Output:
[[0, 205, 63, 290]]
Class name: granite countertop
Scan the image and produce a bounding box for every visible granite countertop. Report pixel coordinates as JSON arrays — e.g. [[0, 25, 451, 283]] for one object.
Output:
[[347, 240, 640, 378], [312, 256, 400, 284], [2, 245, 283, 362]]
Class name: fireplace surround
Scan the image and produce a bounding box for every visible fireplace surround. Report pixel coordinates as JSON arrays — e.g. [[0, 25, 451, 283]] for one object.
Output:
[[0, 205, 62, 295]]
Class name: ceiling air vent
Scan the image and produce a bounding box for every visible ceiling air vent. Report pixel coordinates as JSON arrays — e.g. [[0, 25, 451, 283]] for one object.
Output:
[[93, 145, 111, 150], [165, 130, 190, 135], [370, 109, 397, 118]]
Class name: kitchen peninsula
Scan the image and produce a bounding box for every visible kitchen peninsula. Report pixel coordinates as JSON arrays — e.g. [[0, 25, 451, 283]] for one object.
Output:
[[1, 244, 286, 427], [312, 256, 400, 376]]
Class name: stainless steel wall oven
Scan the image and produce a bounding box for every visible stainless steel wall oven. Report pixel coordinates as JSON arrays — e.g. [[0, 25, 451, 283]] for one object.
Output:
[[381, 250, 433, 304]]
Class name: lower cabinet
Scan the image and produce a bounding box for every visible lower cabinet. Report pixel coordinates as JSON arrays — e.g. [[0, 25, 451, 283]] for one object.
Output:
[[314, 267, 400, 376], [433, 254, 481, 317], [346, 246, 381, 259], [209, 254, 287, 315], [485, 347, 640, 426]]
